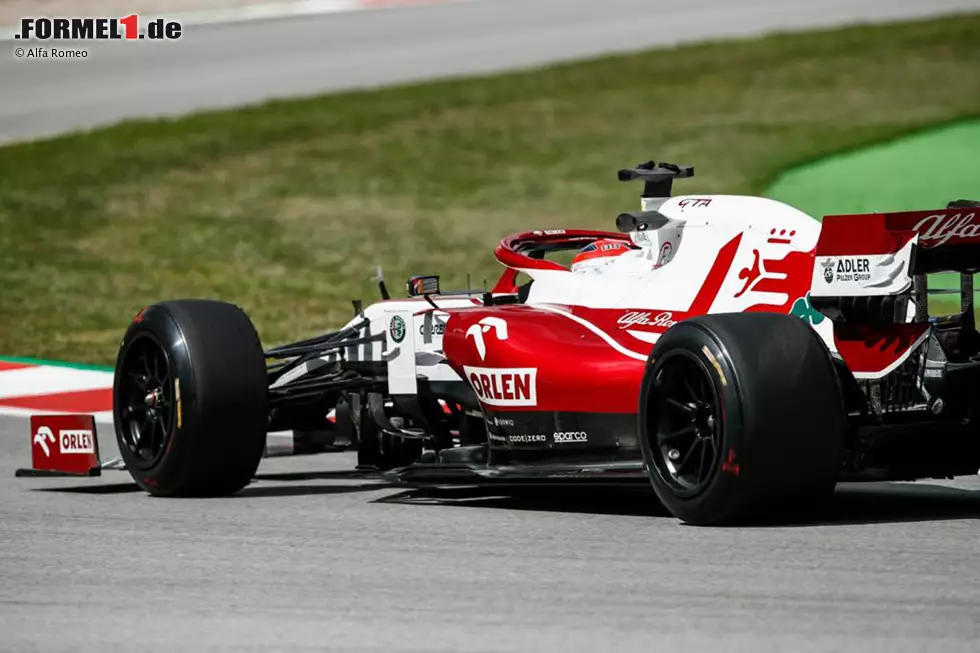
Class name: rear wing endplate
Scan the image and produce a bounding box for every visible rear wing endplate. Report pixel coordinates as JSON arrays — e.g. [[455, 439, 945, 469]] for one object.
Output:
[[811, 206, 980, 295], [810, 204, 980, 321]]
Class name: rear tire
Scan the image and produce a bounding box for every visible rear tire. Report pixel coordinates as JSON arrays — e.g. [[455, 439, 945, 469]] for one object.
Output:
[[638, 312, 846, 525], [113, 299, 268, 497]]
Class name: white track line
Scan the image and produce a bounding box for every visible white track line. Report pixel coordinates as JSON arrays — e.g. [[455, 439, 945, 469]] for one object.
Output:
[[0, 405, 114, 423], [0, 366, 113, 399]]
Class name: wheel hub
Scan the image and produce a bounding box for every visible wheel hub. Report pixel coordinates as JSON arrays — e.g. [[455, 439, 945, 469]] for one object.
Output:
[[647, 353, 722, 497], [693, 403, 714, 438], [116, 337, 174, 469], [144, 387, 163, 408]]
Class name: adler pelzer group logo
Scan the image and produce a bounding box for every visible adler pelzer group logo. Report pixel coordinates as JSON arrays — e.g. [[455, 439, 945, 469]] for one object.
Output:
[[13, 14, 183, 58]]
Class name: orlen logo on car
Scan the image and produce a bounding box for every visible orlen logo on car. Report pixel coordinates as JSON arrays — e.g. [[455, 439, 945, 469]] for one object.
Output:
[[463, 366, 537, 407]]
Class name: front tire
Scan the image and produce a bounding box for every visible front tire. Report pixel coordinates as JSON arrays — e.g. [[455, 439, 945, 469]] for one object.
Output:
[[113, 299, 268, 497], [638, 312, 846, 525]]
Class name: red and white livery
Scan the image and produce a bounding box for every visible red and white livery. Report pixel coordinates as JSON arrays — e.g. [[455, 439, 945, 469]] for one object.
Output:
[[20, 161, 980, 526]]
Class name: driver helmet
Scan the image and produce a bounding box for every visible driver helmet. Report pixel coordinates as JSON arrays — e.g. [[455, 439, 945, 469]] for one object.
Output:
[[571, 239, 633, 274]]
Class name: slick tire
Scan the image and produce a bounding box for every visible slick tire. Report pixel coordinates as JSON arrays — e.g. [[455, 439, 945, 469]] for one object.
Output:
[[638, 312, 846, 525], [112, 299, 268, 497]]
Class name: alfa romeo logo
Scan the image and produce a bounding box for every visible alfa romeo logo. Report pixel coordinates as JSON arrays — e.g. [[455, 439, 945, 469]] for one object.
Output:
[[389, 315, 406, 343]]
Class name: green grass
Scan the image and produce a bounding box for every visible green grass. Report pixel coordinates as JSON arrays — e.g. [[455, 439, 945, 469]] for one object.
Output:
[[767, 120, 980, 220], [767, 118, 980, 315], [2, 13, 979, 364]]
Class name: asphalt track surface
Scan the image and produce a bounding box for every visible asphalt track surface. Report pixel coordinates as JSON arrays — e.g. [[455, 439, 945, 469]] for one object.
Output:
[[2, 413, 980, 652], [4, 1, 980, 650], [3, 0, 980, 144]]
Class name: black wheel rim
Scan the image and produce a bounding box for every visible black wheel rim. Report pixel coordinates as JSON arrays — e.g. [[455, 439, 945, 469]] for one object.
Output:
[[648, 351, 722, 498], [117, 335, 175, 469]]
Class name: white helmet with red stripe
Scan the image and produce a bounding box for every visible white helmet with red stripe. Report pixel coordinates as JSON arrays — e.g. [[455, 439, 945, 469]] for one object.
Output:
[[571, 239, 634, 274]]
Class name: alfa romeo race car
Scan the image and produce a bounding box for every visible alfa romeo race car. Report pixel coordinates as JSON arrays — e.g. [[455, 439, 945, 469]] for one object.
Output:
[[21, 161, 980, 525]]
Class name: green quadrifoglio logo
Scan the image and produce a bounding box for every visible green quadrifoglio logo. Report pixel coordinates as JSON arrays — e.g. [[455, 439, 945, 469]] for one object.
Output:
[[790, 293, 825, 325]]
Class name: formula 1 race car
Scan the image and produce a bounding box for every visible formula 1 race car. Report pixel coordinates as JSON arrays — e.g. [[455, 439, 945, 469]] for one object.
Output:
[[22, 160, 980, 525]]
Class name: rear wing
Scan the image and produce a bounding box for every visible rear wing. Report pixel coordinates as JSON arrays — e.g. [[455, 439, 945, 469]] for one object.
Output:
[[810, 203, 980, 322]]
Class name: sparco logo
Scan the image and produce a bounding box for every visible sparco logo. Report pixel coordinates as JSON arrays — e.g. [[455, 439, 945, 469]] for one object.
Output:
[[553, 431, 588, 443], [463, 366, 537, 407], [617, 311, 676, 329], [913, 212, 980, 248]]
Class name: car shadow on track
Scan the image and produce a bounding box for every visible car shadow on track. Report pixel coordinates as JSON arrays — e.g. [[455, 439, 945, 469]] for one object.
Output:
[[238, 481, 393, 498], [34, 482, 142, 494], [252, 469, 380, 482], [784, 482, 980, 528], [374, 481, 980, 526], [239, 469, 397, 498], [374, 485, 672, 518], [26, 472, 980, 523], [27, 470, 395, 498]]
